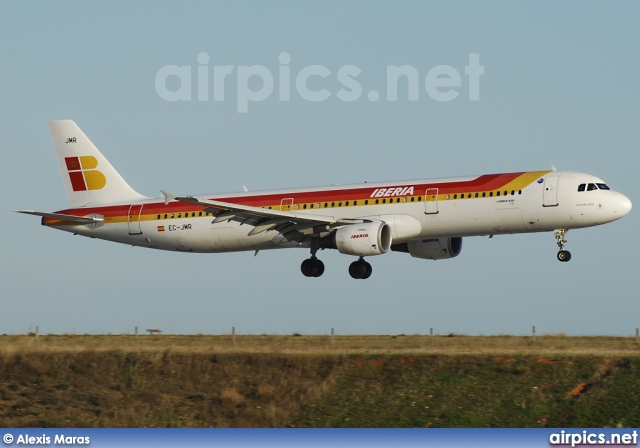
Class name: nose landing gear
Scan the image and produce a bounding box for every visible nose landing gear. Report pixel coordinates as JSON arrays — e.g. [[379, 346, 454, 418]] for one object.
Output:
[[554, 229, 571, 262], [349, 257, 372, 279]]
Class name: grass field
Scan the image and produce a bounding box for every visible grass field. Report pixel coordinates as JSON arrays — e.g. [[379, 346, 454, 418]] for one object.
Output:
[[1, 335, 639, 427], [3, 333, 639, 356]]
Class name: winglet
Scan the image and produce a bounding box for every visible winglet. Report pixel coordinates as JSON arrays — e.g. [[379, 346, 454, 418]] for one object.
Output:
[[160, 190, 175, 205]]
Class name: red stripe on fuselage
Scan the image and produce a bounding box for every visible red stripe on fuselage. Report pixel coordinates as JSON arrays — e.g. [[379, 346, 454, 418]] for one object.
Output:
[[50, 172, 528, 218]]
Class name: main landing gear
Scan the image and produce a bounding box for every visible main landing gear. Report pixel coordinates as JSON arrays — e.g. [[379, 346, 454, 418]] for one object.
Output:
[[300, 248, 373, 279], [301, 246, 325, 277], [349, 257, 372, 280], [301, 256, 325, 277], [554, 229, 571, 262]]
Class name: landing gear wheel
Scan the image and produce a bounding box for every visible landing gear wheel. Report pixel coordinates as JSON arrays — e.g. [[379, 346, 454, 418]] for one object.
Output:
[[557, 250, 571, 262], [349, 258, 373, 279], [554, 229, 571, 262], [301, 258, 325, 277], [348, 261, 365, 279], [361, 261, 372, 279]]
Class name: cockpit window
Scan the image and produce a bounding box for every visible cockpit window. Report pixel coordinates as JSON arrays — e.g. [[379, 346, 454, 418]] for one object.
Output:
[[577, 184, 586, 192], [587, 183, 598, 191], [596, 183, 610, 190]]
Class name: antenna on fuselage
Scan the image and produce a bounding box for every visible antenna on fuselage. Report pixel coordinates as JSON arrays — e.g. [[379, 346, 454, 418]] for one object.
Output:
[[551, 164, 557, 171]]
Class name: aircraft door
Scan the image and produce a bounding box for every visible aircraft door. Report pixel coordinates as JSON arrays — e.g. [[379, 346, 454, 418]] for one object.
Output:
[[425, 188, 439, 214], [280, 198, 294, 211], [127, 204, 144, 235], [543, 176, 559, 207]]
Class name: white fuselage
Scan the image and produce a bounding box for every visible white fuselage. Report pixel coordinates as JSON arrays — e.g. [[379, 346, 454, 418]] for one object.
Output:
[[44, 170, 631, 254]]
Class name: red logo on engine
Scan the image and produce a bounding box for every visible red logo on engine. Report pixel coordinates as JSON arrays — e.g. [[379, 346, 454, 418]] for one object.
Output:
[[351, 234, 369, 239]]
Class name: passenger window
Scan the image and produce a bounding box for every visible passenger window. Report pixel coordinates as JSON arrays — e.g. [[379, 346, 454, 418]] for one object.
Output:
[[375, 199, 379, 204], [410, 197, 414, 202], [475, 193, 479, 198], [496, 191, 500, 196], [324, 203, 328, 208], [454, 194, 457, 199], [364, 200, 368, 205], [171, 213, 174, 218], [467, 194, 471, 199], [303, 204, 307, 209], [504, 191, 507, 196], [164, 214, 168, 219], [338, 202, 342, 207], [382, 199, 386, 204], [310, 204, 314, 209], [331, 202, 335, 207], [354, 200, 358, 206], [518, 190, 522, 195], [446, 194, 450, 200], [418, 196, 422, 201], [317, 203, 321, 208], [178, 213, 181, 218], [587, 183, 598, 191], [199, 212, 202, 216], [489, 192, 493, 197], [296, 204, 300, 210], [482, 192, 486, 198], [511, 190, 515, 195], [346, 201, 349, 206], [157, 214, 160, 219]]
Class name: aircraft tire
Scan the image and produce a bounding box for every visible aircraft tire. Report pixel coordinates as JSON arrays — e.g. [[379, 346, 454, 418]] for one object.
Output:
[[301, 258, 315, 277], [349, 260, 371, 279], [362, 261, 372, 279], [301, 258, 324, 277], [557, 250, 571, 262], [313, 259, 325, 277]]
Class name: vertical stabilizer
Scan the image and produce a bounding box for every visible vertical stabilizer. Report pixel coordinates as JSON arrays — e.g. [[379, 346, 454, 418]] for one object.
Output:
[[48, 120, 148, 207]]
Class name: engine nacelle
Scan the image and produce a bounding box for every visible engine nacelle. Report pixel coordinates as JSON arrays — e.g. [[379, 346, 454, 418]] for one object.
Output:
[[333, 221, 392, 256], [392, 237, 462, 260]]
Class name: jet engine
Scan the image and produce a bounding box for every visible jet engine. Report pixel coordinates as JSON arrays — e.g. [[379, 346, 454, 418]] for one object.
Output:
[[392, 237, 462, 260], [323, 221, 392, 256]]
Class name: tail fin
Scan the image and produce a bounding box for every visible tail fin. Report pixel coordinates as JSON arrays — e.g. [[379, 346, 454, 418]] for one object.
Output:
[[48, 120, 148, 207]]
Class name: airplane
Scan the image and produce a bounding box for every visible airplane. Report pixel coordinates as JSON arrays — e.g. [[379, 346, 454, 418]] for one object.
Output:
[[18, 120, 632, 279]]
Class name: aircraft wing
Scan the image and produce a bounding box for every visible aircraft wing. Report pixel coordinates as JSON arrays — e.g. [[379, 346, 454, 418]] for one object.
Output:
[[162, 191, 362, 243], [16, 210, 104, 224]]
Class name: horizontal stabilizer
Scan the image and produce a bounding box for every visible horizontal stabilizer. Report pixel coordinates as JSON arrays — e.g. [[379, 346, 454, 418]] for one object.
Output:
[[16, 210, 104, 224]]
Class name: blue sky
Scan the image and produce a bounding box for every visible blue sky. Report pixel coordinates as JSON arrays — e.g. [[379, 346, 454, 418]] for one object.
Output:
[[2, 1, 638, 336]]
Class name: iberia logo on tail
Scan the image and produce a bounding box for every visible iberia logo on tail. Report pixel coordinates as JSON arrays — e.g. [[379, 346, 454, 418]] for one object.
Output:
[[64, 156, 106, 191]]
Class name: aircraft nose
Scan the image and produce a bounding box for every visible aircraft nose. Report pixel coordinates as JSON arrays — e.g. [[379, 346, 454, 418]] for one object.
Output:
[[614, 192, 632, 218]]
